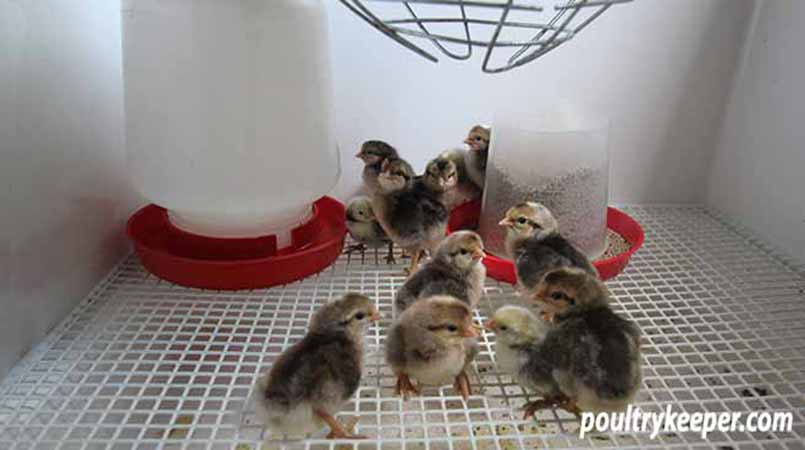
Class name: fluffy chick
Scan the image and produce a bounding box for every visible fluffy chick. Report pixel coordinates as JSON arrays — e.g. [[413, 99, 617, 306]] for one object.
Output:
[[356, 140, 399, 196], [395, 231, 486, 314], [463, 125, 491, 190], [386, 296, 479, 401], [484, 306, 553, 395], [345, 196, 394, 265], [486, 269, 642, 419], [413, 157, 457, 202], [372, 157, 448, 274], [532, 268, 642, 414], [256, 293, 380, 439], [500, 202, 596, 295], [484, 305, 569, 419], [427, 149, 482, 209]]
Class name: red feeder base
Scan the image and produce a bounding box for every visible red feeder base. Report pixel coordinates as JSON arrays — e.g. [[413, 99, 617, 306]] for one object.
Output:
[[127, 196, 347, 290], [447, 200, 645, 283]]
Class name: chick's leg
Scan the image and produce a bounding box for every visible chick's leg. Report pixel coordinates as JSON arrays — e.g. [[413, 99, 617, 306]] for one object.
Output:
[[344, 243, 367, 254], [344, 243, 366, 265], [314, 409, 365, 440], [453, 371, 472, 402], [405, 250, 422, 276], [395, 374, 420, 400], [385, 242, 396, 265], [344, 244, 367, 261]]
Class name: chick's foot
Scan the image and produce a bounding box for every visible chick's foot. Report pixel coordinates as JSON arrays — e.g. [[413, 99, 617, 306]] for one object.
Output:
[[522, 396, 562, 421], [315, 409, 366, 440], [325, 430, 367, 440], [558, 398, 582, 419], [395, 374, 420, 400]]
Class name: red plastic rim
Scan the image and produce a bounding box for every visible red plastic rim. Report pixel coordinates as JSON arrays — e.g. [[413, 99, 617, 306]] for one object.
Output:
[[446, 200, 645, 283], [127, 196, 347, 290]]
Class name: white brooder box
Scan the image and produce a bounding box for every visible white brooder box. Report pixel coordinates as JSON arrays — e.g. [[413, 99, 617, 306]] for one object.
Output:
[[1, 1, 803, 450]]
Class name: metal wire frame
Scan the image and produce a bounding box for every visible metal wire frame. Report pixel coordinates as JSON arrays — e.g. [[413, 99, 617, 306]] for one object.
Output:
[[339, 0, 633, 73]]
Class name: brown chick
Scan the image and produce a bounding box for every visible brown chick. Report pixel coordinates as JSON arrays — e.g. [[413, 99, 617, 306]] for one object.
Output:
[[500, 202, 596, 296], [372, 157, 448, 275], [386, 296, 479, 402], [255, 293, 380, 439], [528, 268, 642, 416], [395, 231, 486, 314], [417, 152, 481, 210], [463, 125, 490, 190], [356, 140, 399, 196]]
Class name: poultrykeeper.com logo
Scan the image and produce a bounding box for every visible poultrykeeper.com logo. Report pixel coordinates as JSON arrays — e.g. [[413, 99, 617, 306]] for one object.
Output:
[[579, 406, 793, 439]]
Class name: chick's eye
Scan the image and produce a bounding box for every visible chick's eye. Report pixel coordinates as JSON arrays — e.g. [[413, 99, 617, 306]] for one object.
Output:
[[459, 249, 469, 255], [355, 312, 365, 321], [499, 325, 508, 331], [447, 325, 458, 332], [550, 292, 564, 301], [517, 217, 528, 225], [475, 137, 483, 142]]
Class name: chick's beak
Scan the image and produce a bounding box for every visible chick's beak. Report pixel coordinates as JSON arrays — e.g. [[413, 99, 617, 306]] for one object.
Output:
[[483, 319, 497, 332], [498, 218, 512, 227], [461, 325, 479, 338], [532, 294, 559, 313], [472, 248, 486, 260], [369, 307, 381, 322], [533, 287, 550, 302]]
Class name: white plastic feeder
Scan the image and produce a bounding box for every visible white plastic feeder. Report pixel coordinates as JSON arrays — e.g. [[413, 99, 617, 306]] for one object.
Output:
[[479, 109, 610, 259], [122, 0, 338, 247]]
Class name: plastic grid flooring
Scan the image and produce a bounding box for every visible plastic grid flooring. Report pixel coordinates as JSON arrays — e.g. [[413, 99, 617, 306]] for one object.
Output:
[[0, 206, 803, 450]]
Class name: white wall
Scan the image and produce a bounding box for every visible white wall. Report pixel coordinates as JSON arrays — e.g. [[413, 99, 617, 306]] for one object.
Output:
[[0, 0, 138, 378], [706, 0, 805, 266], [325, 0, 754, 204]]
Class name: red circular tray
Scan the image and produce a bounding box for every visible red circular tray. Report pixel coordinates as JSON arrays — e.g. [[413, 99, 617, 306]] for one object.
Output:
[[447, 200, 644, 283], [127, 196, 347, 290]]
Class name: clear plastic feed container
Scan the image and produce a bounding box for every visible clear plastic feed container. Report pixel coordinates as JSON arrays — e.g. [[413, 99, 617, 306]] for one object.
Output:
[[478, 113, 610, 259], [122, 0, 337, 246]]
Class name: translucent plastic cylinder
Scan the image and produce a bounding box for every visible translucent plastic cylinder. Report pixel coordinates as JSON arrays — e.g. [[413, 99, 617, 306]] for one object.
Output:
[[122, 0, 337, 245], [479, 113, 610, 259]]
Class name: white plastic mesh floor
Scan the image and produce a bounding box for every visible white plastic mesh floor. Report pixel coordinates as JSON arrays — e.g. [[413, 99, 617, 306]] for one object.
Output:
[[1, 206, 804, 450]]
